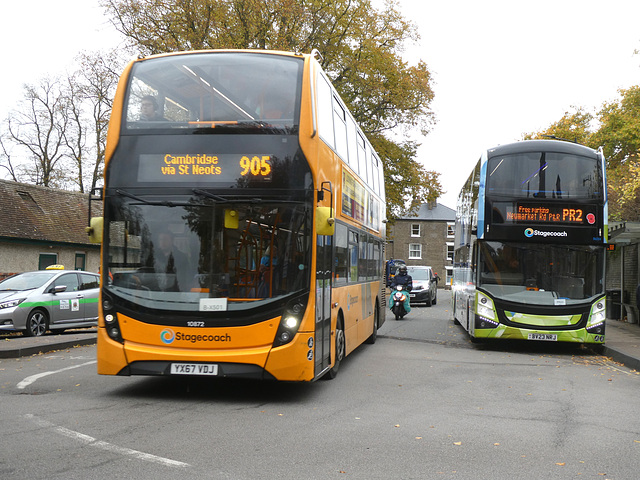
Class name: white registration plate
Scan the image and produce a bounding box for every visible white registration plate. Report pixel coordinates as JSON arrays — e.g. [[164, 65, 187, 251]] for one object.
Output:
[[528, 333, 558, 341], [409, 294, 416, 298], [170, 363, 219, 376]]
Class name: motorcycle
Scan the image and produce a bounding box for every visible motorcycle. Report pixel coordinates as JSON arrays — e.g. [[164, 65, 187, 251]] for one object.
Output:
[[389, 284, 411, 320]]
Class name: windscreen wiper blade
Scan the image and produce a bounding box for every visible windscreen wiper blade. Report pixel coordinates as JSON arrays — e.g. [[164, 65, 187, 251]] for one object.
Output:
[[192, 189, 230, 203], [115, 189, 179, 207]]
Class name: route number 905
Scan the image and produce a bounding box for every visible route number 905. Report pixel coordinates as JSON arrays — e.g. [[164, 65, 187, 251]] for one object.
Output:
[[240, 155, 271, 177]]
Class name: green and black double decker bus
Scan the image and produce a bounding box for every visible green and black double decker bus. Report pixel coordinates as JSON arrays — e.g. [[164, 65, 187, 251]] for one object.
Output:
[[452, 140, 607, 344]]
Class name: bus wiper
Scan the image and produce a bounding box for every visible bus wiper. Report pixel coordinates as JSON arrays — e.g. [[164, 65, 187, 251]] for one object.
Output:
[[192, 189, 230, 203], [116, 189, 178, 207]]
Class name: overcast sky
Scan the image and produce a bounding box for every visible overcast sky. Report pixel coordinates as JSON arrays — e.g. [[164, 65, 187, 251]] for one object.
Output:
[[2, 0, 639, 209]]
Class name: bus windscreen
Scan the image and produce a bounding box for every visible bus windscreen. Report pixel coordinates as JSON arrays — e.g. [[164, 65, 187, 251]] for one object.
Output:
[[486, 151, 603, 199], [124, 53, 303, 132]]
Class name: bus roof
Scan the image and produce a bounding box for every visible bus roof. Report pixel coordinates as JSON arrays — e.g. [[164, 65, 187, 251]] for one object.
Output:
[[487, 139, 600, 159]]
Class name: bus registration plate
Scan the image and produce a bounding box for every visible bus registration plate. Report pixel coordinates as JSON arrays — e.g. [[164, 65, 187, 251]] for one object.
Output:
[[170, 363, 219, 375], [528, 333, 557, 341]]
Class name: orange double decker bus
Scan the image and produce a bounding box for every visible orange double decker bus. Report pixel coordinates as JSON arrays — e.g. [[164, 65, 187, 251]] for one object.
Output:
[[89, 49, 386, 381]]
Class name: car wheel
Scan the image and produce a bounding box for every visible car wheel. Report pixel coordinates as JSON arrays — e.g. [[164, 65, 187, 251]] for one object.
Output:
[[425, 295, 432, 307], [326, 317, 345, 379], [432, 291, 437, 305], [366, 302, 379, 344], [24, 309, 49, 337]]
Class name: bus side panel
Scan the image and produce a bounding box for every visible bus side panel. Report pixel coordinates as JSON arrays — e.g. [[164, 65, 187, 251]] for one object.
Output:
[[331, 284, 360, 356], [356, 281, 379, 344], [263, 329, 316, 381]]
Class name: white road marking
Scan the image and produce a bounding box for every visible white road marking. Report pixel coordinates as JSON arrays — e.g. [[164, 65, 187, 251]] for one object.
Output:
[[16, 360, 97, 389], [24, 414, 191, 468]]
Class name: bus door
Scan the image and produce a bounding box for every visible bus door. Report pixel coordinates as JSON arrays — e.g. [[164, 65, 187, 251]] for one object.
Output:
[[314, 235, 333, 376]]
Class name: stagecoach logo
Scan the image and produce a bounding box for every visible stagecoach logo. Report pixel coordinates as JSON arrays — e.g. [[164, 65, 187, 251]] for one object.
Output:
[[524, 228, 568, 238], [161, 328, 176, 344], [160, 328, 231, 344]]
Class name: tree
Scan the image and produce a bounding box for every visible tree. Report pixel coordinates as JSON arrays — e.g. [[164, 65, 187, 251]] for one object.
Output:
[[6, 77, 70, 188], [101, 0, 441, 217], [523, 107, 595, 146], [2, 50, 123, 192], [375, 135, 442, 218], [65, 51, 122, 193], [591, 86, 640, 169], [0, 134, 19, 181]]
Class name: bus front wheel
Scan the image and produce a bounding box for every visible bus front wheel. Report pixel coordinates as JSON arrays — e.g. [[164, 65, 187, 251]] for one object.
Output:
[[365, 302, 379, 345], [326, 317, 345, 379]]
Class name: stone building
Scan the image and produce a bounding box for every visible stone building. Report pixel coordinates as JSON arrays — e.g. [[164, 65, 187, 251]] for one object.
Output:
[[0, 179, 100, 279], [386, 202, 456, 286]]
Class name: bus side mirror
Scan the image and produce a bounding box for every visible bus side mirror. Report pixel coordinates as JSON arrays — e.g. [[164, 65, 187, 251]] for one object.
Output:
[[224, 209, 239, 229], [316, 207, 335, 236], [86, 217, 104, 244]]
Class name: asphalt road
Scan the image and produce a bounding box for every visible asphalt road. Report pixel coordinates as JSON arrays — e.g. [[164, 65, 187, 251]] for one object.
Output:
[[2, 290, 640, 479]]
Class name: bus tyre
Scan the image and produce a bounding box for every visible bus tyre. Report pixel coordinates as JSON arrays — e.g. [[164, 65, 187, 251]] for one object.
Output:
[[365, 303, 379, 345], [327, 317, 345, 379], [24, 309, 48, 337]]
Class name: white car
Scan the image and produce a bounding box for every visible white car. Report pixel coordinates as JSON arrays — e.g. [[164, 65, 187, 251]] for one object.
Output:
[[0, 270, 100, 336]]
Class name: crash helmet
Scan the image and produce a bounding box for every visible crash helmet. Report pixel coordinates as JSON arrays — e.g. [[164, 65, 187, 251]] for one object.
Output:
[[398, 265, 408, 274]]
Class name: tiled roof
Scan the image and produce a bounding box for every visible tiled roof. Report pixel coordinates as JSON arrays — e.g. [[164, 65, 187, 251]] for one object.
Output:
[[399, 202, 456, 221], [0, 179, 101, 246]]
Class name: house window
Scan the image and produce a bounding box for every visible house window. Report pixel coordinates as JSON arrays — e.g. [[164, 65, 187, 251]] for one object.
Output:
[[446, 242, 454, 262], [408, 243, 422, 259], [75, 253, 86, 271], [411, 224, 421, 237], [447, 222, 455, 238], [38, 253, 57, 270]]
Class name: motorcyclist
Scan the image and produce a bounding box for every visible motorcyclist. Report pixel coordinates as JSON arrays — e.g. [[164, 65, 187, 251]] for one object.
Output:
[[390, 265, 413, 317], [390, 265, 413, 292]]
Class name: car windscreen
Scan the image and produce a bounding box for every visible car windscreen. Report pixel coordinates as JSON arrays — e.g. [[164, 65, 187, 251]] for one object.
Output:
[[407, 268, 431, 281], [0, 272, 57, 291]]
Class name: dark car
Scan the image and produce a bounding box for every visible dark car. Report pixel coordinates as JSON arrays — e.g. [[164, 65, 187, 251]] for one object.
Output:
[[406, 266, 437, 306]]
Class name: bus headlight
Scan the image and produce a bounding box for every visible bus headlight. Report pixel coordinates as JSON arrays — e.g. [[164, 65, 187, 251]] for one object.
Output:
[[476, 292, 496, 321], [587, 298, 606, 334], [273, 298, 307, 347], [102, 292, 123, 343], [283, 316, 298, 329]]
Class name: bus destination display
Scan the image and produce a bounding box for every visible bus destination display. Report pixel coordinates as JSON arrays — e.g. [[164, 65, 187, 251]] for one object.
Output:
[[138, 153, 272, 182], [503, 203, 596, 225]]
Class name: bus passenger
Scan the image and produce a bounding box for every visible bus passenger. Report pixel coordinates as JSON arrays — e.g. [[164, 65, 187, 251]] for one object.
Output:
[[140, 95, 167, 121]]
